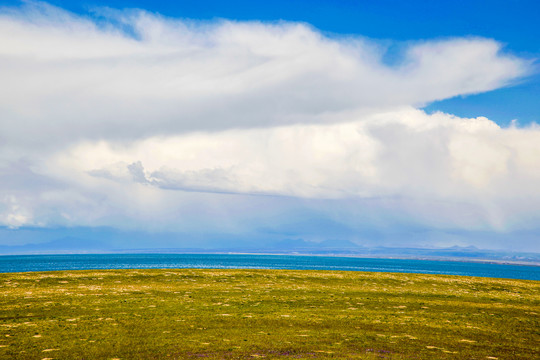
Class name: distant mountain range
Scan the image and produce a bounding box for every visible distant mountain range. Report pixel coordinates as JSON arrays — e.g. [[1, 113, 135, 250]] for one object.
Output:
[[0, 237, 109, 254], [1, 237, 539, 265]]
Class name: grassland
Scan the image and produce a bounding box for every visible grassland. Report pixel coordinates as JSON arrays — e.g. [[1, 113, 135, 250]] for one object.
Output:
[[0, 269, 538, 359]]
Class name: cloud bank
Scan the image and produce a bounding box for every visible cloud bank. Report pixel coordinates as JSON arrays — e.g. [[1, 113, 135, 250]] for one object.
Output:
[[0, 2, 538, 251], [0, 2, 528, 147]]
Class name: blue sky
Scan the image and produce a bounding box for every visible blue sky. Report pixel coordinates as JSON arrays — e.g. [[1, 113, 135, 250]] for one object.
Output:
[[0, 0, 539, 253]]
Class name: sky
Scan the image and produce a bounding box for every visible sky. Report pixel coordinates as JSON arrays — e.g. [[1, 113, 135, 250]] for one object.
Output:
[[0, 0, 539, 252]]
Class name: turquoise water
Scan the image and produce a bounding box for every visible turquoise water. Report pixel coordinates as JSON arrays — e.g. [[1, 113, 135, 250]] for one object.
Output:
[[0, 254, 538, 280]]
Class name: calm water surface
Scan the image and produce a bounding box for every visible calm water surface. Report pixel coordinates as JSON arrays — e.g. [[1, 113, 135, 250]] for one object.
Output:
[[0, 254, 538, 280]]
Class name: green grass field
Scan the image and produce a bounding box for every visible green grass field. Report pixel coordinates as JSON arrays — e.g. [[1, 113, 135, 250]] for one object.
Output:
[[0, 269, 538, 359]]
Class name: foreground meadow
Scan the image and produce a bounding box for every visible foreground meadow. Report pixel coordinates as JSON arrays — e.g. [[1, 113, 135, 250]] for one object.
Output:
[[0, 269, 538, 359]]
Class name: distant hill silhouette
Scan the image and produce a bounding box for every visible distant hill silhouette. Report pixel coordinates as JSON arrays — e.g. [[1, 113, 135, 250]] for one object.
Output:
[[0, 237, 110, 254]]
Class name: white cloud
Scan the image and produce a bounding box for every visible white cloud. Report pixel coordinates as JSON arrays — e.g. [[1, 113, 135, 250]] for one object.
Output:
[[0, 2, 529, 149], [1, 108, 534, 237], [0, 3, 538, 251], [52, 108, 540, 201], [0, 196, 32, 229]]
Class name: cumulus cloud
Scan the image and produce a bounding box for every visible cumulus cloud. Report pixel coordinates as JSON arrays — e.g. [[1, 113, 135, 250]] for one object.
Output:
[[3, 108, 539, 239], [0, 2, 538, 250], [46, 109, 540, 226], [0, 1, 529, 149]]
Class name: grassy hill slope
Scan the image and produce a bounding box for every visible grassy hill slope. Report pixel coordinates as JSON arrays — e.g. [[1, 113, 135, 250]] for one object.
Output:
[[0, 269, 538, 359]]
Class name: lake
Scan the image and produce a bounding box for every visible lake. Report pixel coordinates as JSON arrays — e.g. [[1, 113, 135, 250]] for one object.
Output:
[[0, 253, 538, 280]]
